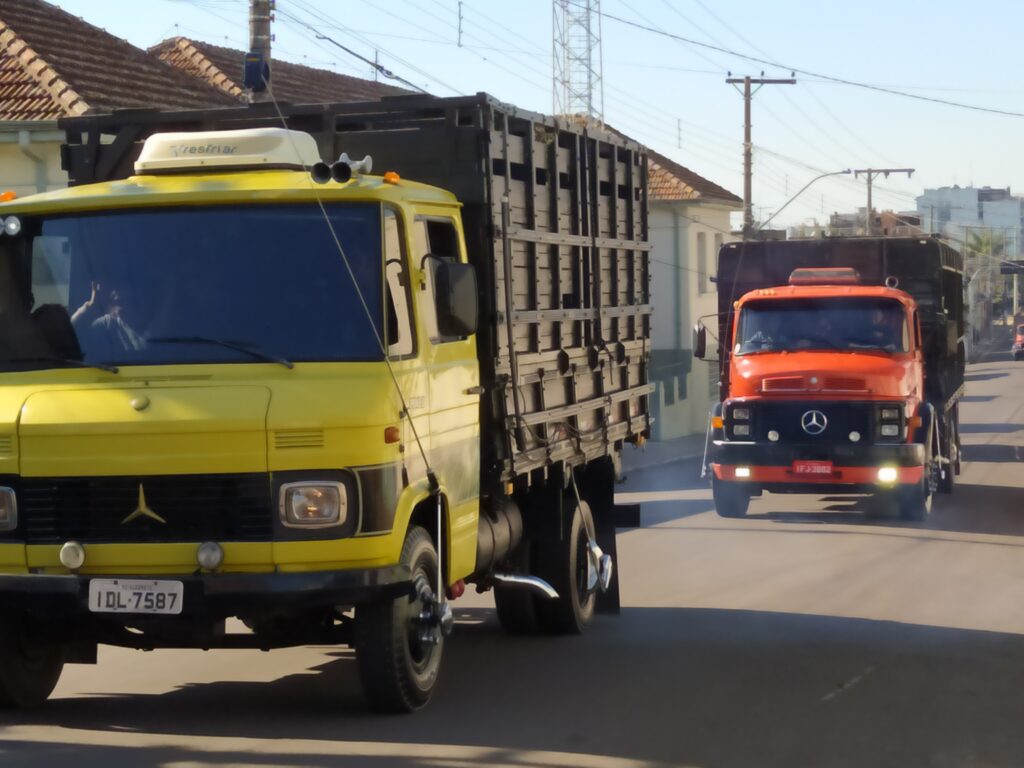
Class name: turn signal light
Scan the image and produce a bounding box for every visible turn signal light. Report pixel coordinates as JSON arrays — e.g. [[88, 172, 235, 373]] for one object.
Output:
[[384, 426, 401, 444], [383, 171, 401, 184], [0, 191, 15, 201], [711, 416, 724, 429]]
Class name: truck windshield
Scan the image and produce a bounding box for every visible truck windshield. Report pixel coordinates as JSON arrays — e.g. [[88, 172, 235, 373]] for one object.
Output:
[[735, 297, 909, 355], [0, 204, 384, 370]]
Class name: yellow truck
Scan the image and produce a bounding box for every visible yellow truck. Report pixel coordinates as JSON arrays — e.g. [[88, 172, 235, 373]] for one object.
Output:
[[0, 95, 651, 711]]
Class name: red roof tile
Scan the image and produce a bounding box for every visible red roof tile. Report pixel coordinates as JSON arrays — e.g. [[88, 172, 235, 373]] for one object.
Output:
[[0, 0, 237, 120], [150, 37, 413, 104]]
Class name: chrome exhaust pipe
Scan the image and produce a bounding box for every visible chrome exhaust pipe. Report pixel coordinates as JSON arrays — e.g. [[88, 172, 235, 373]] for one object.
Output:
[[492, 572, 559, 599]]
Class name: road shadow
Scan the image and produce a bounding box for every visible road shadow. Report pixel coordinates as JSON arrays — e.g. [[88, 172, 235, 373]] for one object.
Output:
[[959, 422, 1024, 434], [964, 371, 1009, 382], [4, 607, 1024, 768], [962, 443, 1024, 463]]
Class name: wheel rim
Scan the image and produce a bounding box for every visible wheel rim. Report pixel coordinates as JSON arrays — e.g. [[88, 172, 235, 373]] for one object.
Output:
[[405, 570, 440, 672]]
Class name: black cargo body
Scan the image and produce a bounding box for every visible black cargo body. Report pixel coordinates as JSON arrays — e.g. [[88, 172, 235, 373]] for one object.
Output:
[[714, 237, 965, 410], [60, 93, 652, 489]]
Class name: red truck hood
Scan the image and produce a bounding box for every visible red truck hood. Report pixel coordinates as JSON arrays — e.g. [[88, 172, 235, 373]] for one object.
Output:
[[730, 351, 920, 400]]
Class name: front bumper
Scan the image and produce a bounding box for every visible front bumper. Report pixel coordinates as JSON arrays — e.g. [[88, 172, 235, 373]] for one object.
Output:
[[0, 565, 412, 619], [711, 440, 925, 490]]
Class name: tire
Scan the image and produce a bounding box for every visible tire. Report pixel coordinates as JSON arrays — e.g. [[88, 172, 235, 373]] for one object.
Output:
[[533, 496, 597, 635], [898, 476, 933, 522], [712, 476, 751, 519], [0, 616, 64, 709], [938, 413, 957, 495], [493, 541, 540, 635], [354, 526, 443, 713]]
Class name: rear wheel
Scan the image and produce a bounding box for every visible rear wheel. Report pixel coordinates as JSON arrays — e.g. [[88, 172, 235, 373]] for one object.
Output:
[[354, 526, 444, 713], [493, 541, 540, 635], [712, 476, 751, 519], [534, 495, 597, 635], [0, 615, 64, 709]]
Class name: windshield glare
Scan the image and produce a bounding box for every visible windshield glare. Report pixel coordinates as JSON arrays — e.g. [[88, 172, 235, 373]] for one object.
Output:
[[735, 298, 909, 355], [0, 204, 385, 370]]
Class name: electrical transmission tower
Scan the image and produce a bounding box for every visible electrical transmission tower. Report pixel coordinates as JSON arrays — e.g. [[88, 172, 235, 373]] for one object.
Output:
[[552, 0, 604, 123]]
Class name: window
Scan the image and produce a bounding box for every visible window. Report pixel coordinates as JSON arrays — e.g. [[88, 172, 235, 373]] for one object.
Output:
[[696, 232, 708, 295], [712, 233, 723, 293], [383, 208, 414, 357], [0, 204, 385, 369], [413, 217, 465, 344]]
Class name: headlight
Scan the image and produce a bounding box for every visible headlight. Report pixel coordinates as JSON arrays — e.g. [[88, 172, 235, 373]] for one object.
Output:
[[279, 482, 346, 528], [880, 424, 900, 437], [733, 424, 751, 437], [3, 216, 20, 237], [732, 407, 750, 421], [880, 407, 901, 421], [0, 487, 16, 531], [877, 467, 898, 483]]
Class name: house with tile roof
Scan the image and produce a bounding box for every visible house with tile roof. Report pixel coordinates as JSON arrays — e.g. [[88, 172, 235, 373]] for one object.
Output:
[[645, 148, 742, 442], [0, 0, 412, 196], [149, 36, 412, 104]]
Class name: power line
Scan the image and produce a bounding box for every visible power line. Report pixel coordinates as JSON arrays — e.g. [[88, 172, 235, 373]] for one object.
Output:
[[593, 6, 1024, 118]]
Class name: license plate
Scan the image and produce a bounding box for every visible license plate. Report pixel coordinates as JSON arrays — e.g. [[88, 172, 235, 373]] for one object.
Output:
[[88, 579, 183, 615], [792, 460, 834, 476]]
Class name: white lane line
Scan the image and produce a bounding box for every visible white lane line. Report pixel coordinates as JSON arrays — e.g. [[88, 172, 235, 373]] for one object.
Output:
[[821, 665, 875, 703]]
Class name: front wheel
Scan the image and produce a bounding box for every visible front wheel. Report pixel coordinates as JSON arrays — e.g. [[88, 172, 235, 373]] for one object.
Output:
[[712, 476, 751, 519], [354, 526, 444, 713], [0, 615, 64, 708]]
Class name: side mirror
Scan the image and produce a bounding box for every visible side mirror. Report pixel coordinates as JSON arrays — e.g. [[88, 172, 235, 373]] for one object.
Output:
[[693, 322, 708, 360], [434, 261, 478, 337]]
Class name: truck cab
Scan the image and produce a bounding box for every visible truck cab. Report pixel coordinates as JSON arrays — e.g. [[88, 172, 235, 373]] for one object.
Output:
[[0, 127, 482, 710], [706, 267, 933, 518]]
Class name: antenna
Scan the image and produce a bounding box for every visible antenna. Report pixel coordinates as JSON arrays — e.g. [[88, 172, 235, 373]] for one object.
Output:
[[552, 0, 604, 124]]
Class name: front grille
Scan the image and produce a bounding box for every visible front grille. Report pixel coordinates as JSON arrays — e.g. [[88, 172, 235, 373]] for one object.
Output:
[[734, 401, 874, 444], [20, 473, 273, 544]]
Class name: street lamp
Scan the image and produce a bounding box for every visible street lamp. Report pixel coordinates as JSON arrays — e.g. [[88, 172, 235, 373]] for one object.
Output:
[[756, 169, 852, 234]]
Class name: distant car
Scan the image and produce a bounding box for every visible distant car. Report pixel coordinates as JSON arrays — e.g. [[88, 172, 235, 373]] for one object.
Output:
[[1013, 324, 1024, 361]]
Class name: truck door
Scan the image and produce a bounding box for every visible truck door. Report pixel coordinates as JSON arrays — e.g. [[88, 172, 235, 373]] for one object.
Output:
[[411, 213, 480, 580]]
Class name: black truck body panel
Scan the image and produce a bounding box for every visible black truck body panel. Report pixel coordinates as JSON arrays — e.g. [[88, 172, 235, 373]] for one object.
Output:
[[59, 93, 652, 489], [715, 237, 965, 410]]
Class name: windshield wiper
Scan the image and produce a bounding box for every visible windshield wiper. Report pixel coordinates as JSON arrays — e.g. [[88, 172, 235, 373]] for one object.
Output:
[[146, 336, 294, 369], [4, 356, 119, 374]]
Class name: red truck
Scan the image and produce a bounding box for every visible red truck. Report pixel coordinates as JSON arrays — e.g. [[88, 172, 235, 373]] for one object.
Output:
[[695, 237, 965, 520]]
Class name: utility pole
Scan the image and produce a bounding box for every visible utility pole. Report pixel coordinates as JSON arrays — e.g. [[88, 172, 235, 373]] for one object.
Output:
[[246, 0, 274, 102], [852, 168, 914, 235], [726, 74, 796, 239]]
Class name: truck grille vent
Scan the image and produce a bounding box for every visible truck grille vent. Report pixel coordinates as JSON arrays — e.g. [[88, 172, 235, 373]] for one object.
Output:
[[823, 377, 868, 392], [19, 473, 273, 544], [762, 377, 804, 392], [0, 436, 13, 456], [274, 430, 325, 449]]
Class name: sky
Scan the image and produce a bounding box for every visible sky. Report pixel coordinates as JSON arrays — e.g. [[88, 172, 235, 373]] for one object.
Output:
[[47, 0, 1024, 229]]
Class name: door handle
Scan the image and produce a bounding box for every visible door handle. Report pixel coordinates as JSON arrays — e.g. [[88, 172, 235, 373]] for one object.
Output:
[[463, 386, 485, 395]]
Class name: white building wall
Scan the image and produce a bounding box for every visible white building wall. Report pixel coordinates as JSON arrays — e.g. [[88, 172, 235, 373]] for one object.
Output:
[[0, 129, 66, 197], [649, 200, 736, 441]]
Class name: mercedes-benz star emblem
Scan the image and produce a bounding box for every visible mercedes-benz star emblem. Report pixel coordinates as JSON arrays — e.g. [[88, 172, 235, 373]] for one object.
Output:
[[121, 483, 167, 525], [801, 410, 828, 435]]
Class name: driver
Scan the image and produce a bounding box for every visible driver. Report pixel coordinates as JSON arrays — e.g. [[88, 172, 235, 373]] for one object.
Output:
[[71, 281, 146, 355]]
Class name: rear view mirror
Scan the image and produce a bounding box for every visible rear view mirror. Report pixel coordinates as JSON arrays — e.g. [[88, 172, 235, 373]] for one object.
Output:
[[693, 323, 708, 360], [434, 261, 478, 337]]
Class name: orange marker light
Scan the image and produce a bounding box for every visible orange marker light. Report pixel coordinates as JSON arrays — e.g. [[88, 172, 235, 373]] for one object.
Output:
[[383, 171, 401, 184], [384, 426, 401, 444], [0, 191, 16, 202], [712, 416, 724, 429]]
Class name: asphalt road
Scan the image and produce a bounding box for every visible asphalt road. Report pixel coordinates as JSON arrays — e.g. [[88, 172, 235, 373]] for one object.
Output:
[[3, 342, 1024, 767]]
